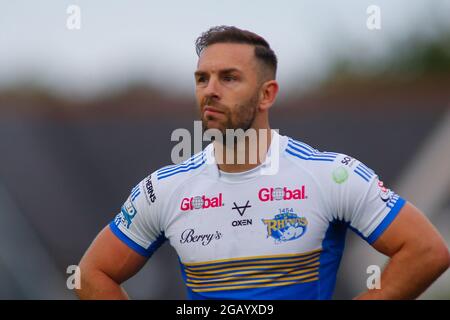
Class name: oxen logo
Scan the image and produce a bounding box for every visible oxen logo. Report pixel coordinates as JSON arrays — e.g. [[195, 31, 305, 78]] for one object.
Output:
[[262, 210, 308, 244]]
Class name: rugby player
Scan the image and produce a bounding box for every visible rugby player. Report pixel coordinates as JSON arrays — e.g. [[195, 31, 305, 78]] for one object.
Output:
[[75, 26, 450, 300]]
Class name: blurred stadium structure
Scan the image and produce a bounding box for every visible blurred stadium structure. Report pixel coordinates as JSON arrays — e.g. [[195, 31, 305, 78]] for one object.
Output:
[[1, 3, 449, 300]]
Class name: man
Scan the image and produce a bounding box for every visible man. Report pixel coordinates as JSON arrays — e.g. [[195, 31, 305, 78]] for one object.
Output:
[[76, 26, 449, 300]]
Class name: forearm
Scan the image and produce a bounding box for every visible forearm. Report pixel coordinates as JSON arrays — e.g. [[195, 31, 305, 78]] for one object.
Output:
[[75, 268, 130, 300], [355, 244, 450, 300]]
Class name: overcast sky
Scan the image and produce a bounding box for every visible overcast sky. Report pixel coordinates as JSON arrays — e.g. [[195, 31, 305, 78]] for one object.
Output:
[[1, 0, 449, 96]]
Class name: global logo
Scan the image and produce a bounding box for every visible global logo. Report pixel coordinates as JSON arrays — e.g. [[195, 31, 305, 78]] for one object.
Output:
[[258, 186, 307, 202], [262, 211, 308, 244], [180, 193, 224, 211]]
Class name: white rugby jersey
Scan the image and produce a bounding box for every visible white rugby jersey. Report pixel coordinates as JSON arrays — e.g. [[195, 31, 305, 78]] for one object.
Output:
[[110, 130, 406, 299]]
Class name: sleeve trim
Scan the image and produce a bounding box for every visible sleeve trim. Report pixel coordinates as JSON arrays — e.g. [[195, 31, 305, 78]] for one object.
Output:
[[109, 221, 154, 257], [366, 197, 406, 245]]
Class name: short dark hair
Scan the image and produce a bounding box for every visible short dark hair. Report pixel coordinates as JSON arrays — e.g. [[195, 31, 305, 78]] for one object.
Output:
[[195, 25, 278, 80]]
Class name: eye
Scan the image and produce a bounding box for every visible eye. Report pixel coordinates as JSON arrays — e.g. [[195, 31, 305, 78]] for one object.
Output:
[[223, 75, 236, 82], [196, 76, 207, 85]]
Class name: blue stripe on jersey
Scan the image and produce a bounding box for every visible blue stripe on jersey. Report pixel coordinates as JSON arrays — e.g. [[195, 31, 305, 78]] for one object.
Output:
[[178, 252, 322, 299], [156, 152, 206, 180], [289, 139, 338, 156], [386, 194, 400, 209], [184, 249, 321, 270], [130, 186, 141, 201], [157, 152, 204, 175], [286, 139, 338, 162], [286, 148, 336, 162], [180, 263, 321, 299], [359, 162, 374, 174], [356, 163, 374, 177], [354, 163, 375, 182], [354, 168, 370, 182], [109, 221, 166, 258], [180, 250, 320, 294], [287, 142, 336, 160], [157, 154, 206, 180], [319, 220, 348, 299]]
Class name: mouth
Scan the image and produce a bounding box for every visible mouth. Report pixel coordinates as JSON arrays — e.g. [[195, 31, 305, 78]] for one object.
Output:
[[203, 106, 224, 116]]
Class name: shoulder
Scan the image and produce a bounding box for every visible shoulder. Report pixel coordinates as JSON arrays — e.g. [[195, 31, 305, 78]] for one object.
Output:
[[283, 136, 340, 164], [134, 148, 209, 206], [282, 135, 376, 183], [154, 148, 208, 182]]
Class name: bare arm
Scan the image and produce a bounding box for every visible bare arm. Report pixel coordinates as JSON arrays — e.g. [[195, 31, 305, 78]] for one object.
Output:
[[355, 202, 450, 299], [75, 225, 148, 300]]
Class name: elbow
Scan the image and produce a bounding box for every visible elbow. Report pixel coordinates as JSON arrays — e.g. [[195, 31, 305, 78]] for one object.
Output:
[[426, 241, 450, 275], [439, 245, 450, 272]]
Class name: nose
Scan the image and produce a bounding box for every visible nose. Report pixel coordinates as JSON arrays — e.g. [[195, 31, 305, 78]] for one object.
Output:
[[203, 76, 221, 102]]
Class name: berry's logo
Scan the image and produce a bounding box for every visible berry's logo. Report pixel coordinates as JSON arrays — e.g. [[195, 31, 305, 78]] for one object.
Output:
[[180, 193, 224, 211], [258, 186, 307, 202]]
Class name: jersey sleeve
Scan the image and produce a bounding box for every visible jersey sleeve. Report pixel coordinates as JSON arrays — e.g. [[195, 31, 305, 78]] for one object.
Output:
[[109, 173, 166, 257], [324, 154, 406, 244]]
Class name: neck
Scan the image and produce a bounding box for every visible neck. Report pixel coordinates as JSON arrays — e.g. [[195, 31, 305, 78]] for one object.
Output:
[[213, 126, 272, 173]]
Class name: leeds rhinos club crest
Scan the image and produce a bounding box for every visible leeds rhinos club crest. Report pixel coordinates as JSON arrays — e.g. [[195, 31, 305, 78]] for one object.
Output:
[[262, 209, 308, 244]]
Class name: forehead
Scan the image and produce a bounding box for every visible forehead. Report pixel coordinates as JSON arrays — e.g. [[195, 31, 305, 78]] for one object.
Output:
[[196, 43, 257, 73]]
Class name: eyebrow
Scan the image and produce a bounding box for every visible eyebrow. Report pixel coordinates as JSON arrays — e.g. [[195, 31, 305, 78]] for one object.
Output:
[[194, 68, 242, 77]]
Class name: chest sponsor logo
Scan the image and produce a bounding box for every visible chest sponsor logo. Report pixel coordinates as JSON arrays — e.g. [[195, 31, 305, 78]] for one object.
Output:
[[258, 186, 307, 202], [262, 208, 308, 244], [231, 200, 252, 227], [179, 229, 222, 246], [180, 193, 224, 211]]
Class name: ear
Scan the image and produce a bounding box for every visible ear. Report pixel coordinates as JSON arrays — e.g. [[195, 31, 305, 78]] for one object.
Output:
[[258, 80, 279, 112]]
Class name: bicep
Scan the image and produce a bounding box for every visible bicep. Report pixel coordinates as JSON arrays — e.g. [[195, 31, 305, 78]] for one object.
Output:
[[371, 201, 445, 257], [80, 225, 148, 284]]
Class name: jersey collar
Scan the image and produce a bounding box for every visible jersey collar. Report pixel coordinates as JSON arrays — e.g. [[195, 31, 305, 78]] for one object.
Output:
[[204, 130, 287, 183]]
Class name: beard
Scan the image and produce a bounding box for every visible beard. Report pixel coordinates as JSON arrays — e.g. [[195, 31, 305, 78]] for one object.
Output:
[[200, 92, 259, 137]]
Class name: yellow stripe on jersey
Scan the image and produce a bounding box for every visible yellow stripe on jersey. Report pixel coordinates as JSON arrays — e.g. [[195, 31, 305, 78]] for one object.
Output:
[[181, 249, 322, 292], [187, 267, 319, 283], [184, 252, 321, 272], [186, 272, 319, 288], [184, 256, 320, 276], [185, 263, 320, 280], [182, 248, 322, 267]]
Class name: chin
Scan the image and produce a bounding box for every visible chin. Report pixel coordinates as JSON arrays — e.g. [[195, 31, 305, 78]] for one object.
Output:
[[203, 119, 225, 132]]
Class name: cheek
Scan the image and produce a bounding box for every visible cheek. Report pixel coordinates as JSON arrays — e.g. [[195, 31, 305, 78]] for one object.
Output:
[[195, 91, 204, 106]]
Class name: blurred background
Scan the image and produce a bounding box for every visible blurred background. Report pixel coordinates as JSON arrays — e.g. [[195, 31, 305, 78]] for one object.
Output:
[[0, 0, 449, 299]]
